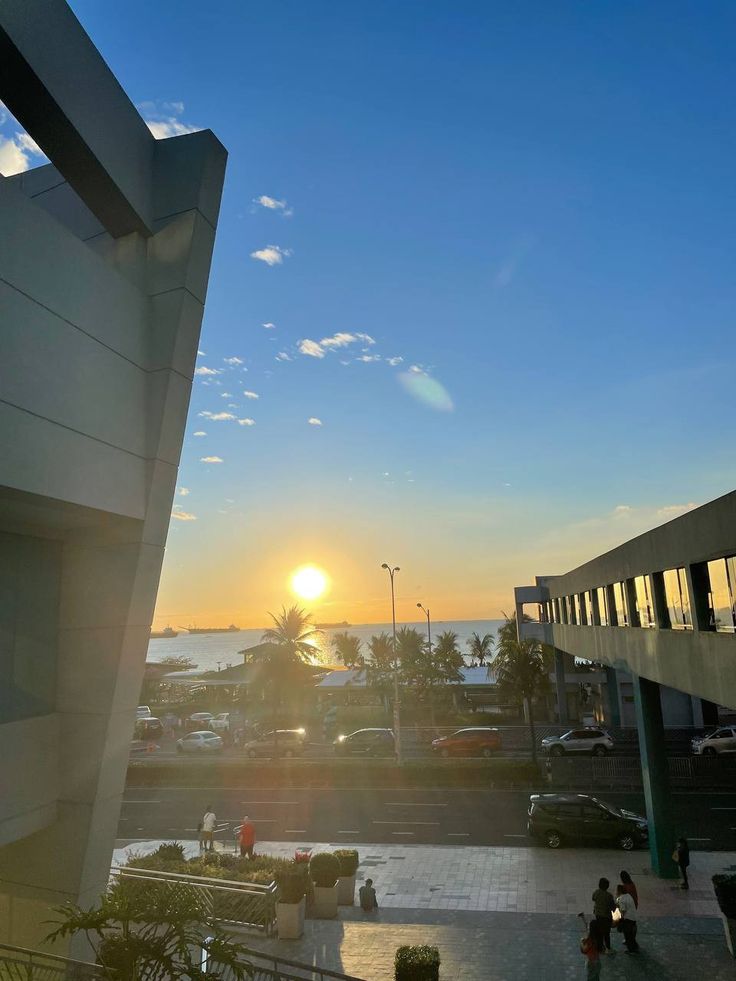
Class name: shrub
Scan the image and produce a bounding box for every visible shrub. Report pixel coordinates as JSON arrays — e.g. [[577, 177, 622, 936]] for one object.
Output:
[[395, 945, 440, 981], [276, 868, 309, 904], [152, 842, 186, 862], [309, 852, 340, 888], [713, 874, 736, 918], [333, 849, 360, 876]]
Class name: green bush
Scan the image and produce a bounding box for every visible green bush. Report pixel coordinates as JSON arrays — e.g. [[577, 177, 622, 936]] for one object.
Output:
[[152, 842, 186, 862], [333, 849, 360, 876], [125, 849, 292, 887], [395, 945, 440, 981], [276, 867, 309, 904], [713, 874, 736, 918], [309, 852, 340, 888]]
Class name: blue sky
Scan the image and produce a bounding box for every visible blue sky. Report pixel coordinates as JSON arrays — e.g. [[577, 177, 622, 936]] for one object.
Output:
[[5, 2, 735, 623]]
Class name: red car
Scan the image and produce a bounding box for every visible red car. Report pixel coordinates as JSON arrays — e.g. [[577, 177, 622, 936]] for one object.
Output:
[[431, 727, 502, 758]]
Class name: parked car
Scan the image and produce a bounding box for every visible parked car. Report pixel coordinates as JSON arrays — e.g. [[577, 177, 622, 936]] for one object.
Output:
[[185, 712, 215, 732], [527, 793, 648, 850], [242, 729, 306, 758], [431, 727, 502, 758], [691, 727, 736, 755], [334, 728, 396, 757], [176, 731, 224, 754], [541, 727, 614, 757], [210, 713, 231, 733], [136, 705, 152, 720], [134, 717, 163, 740]]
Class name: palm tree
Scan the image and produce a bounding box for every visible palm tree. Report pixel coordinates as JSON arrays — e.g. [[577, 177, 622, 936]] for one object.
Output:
[[332, 631, 364, 670], [432, 630, 465, 726], [492, 615, 551, 764], [365, 632, 396, 711], [466, 631, 494, 667], [260, 605, 321, 747]]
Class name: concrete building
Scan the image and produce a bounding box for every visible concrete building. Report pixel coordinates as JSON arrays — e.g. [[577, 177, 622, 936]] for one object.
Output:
[[515, 489, 736, 874], [0, 0, 226, 947]]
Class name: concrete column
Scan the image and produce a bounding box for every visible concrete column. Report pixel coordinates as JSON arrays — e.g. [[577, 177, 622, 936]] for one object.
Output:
[[686, 562, 711, 632], [701, 699, 719, 727], [632, 675, 677, 877], [605, 666, 621, 727], [555, 649, 568, 725]]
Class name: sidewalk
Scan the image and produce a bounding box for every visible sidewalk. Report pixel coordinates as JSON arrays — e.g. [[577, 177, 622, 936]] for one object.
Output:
[[113, 839, 736, 979]]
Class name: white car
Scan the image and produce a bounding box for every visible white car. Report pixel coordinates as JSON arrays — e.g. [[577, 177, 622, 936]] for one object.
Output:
[[210, 713, 231, 733], [137, 705, 152, 719], [176, 731, 224, 754], [692, 727, 736, 756], [541, 727, 614, 757]]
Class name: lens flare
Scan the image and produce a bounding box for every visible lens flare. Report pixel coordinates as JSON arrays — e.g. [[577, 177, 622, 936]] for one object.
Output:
[[398, 369, 454, 412], [290, 565, 329, 601]]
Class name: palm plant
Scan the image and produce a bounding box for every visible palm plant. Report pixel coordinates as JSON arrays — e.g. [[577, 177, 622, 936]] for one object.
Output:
[[45, 879, 254, 980], [492, 615, 551, 764], [332, 631, 364, 670], [365, 632, 395, 710], [466, 631, 494, 667], [260, 605, 321, 744]]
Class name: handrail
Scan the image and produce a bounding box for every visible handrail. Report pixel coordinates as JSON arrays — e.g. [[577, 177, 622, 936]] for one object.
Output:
[[113, 864, 276, 893], [203, 939, 367, 981], [0, 942, 100, 970]]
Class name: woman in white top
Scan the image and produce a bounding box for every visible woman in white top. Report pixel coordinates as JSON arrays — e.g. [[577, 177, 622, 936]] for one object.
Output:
[[615, 884, 639, 953]]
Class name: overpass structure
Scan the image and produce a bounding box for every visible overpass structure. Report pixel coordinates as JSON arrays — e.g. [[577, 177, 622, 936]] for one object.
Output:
[[0, 0, 226, 948], [515, 489, 736, 874]]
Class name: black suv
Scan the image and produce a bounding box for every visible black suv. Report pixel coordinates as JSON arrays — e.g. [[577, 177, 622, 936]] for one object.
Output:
[[334, 728, 396, 757], [527, 793, 648, 851]]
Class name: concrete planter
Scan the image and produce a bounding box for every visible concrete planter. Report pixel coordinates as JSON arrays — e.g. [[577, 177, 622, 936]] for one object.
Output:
[[312, 884, 338, 919], [337, 874, 356, 906], [276, 897, 306, 939]]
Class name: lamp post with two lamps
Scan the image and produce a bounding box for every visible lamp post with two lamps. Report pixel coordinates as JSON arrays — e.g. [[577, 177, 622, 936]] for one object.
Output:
[[381, 563, 402, 765]]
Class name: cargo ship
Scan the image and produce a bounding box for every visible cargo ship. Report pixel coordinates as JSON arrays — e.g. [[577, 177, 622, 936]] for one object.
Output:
[[180, 624, 241, 634], [150, 626, 178, 639]]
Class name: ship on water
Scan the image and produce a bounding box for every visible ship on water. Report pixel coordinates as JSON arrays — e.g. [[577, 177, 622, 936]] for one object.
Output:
[[150, 626, 178, 639], [180, 624, 241, 634]]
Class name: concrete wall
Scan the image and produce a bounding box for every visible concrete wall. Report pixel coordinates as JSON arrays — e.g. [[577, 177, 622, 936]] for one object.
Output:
[[0, 0, 226, 950]]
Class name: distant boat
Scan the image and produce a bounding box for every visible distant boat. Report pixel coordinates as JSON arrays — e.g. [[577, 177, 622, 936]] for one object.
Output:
[[180, 624, 241, 634], [150, 626, 178, 639], [316, 621, 351, 629]]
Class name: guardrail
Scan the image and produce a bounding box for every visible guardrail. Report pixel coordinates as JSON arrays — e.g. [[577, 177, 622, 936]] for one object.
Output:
[[0, 942, 106, 980], [202, 941, 367, 981], [550, 754, 736, 790], [111, 865, 277, 934]]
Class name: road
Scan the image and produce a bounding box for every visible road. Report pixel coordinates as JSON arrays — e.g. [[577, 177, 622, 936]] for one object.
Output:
[[118, 785, 736, 850]]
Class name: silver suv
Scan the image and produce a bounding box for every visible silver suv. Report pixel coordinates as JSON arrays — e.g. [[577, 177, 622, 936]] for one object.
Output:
[[541, 727, 614, 757], [692, 727, 736, 756]]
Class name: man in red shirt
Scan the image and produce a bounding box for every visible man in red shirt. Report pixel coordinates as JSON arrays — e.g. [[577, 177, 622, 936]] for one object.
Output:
[[239, 815, 256, 859]]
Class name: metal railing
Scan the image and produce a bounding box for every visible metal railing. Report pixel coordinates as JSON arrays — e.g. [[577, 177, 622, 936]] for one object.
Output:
[[0, 943, 105, 980], [550, 754, 736, 790], [202, 941, 367, 981], [111, 865, 277, 934]]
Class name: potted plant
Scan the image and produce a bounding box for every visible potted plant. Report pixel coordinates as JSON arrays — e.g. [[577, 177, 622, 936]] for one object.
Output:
[[275, 867, 308, 939], [395, 945, 441, 981], [713, 873, 736, 956], [334, 849, 360, 905], [309, 852, 340, 919]]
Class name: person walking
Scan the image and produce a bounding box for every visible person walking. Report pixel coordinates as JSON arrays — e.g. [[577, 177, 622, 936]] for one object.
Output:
[[674, 837, 690, 889], [578, 915, 603, 980], [201, 805, 217, 852], [238, 815, 256, 858], [359, 878, 379, 912], [592, 877, 616, 954], [619, 870, 638, 909], [615, 884, 639, 953]]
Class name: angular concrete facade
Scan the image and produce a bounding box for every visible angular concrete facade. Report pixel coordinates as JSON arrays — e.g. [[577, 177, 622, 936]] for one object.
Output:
[[0, 1, 226, 948]]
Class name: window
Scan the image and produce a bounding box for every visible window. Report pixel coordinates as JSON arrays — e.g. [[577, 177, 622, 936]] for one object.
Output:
[[634, 575, 656, 628], [663, 567, 692, 630], [572, 594, 581, 625], [612, 582, 629, 626], [596, 587, 609, 626], [582, 591, 594, 625], [553, 599, 561, 624], [707, 557, 736, 633]]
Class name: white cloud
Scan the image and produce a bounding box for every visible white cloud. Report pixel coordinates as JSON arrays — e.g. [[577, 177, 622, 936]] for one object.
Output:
[[220, 392, 234, 398], [250, 245, 292, 266], [408, 364, 425, 374], [195, 366, 220, 376], [224, 356, 244, 366], [386, 356, 404, 366], [171, 508, 197, 521], [308, 417, 323, 426], [276, 352, 292, 362], [319, 332, 376, 350], [198, 411, 237, 421], [298, 339, 325, 358], [262, 322, 276, 330], [178, 487, 190, 497], [0, 130, 46, 176], [200, 456, 224, 464], [140, 100, 200, 140], [197, 349, 207, 356], [243, 390, 259, 399], [193, 431, 207, 437], [253, 194, 293, 216], [656, 502, 698, 518], [237, 418, 256, 426], [357, 354, 381, 363]]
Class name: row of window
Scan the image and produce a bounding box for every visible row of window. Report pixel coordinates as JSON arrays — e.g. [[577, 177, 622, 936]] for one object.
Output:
[[541, 555, 736, 634]]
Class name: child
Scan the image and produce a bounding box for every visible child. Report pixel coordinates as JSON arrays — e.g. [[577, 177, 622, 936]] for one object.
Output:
[[578, 914, 603, 980]]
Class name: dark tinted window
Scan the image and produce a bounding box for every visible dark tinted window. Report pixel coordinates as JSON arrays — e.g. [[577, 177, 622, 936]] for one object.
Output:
[[553, 804, 581, 818]]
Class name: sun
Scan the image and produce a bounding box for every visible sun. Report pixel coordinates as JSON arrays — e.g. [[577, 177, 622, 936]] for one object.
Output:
[[290, 565, 329, 601]]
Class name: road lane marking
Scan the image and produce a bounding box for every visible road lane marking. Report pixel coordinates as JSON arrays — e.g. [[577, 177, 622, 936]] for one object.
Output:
[[447, 833, 469, 837], [240, 801, 300, 805], [385, 802, 448, 807], [504, 834, 527, 838], [337, 830, 361, 834], [391, 832, 415, 836], [284, 829, 307, 833], [711, 807, 736, 810], [123, 800, 162, 804], [373, 821, 440, 826]]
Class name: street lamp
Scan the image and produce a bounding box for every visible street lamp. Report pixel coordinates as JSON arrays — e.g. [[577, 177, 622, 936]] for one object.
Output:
[[381, 563, 402, 765], [417, 602, 431, 651]]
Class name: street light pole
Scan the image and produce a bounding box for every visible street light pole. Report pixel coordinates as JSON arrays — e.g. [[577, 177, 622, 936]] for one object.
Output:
[[381, 563, 402, 765], [417, 602, 431, 652]]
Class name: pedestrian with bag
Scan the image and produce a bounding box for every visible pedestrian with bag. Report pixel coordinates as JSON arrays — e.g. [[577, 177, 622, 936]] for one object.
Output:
[[238, 815, 256, 858], [674, 837, 690, 889], [592, 877, 616, 954], [201, 804, 217, 852], [578, 914, 604, 980], [615, 883, 639, 953]]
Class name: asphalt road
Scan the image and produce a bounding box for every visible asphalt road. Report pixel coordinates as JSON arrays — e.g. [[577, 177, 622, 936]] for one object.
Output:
[[118, 786, 736, 851]]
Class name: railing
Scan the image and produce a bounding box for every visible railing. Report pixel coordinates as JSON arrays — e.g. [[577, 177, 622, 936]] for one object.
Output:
[[202, 941, 367, 981], [111, 865, 277, 934], [0, 943, 105, 980], [550, 754, 736, 790]]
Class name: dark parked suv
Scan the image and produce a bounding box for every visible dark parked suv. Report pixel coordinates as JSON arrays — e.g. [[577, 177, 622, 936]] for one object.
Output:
[[527, 793, 648, 851], [334, 728, 396, 757]]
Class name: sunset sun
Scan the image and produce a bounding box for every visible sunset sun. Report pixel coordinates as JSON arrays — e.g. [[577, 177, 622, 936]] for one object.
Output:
[[290, 565, 329, 601]]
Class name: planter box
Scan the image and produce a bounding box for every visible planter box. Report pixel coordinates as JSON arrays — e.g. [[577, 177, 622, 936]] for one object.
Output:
[[312, 883, 338, 919], [277, 897, 306, 939], [337, 873, 356, 906], [721, 913, 736, 957]]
